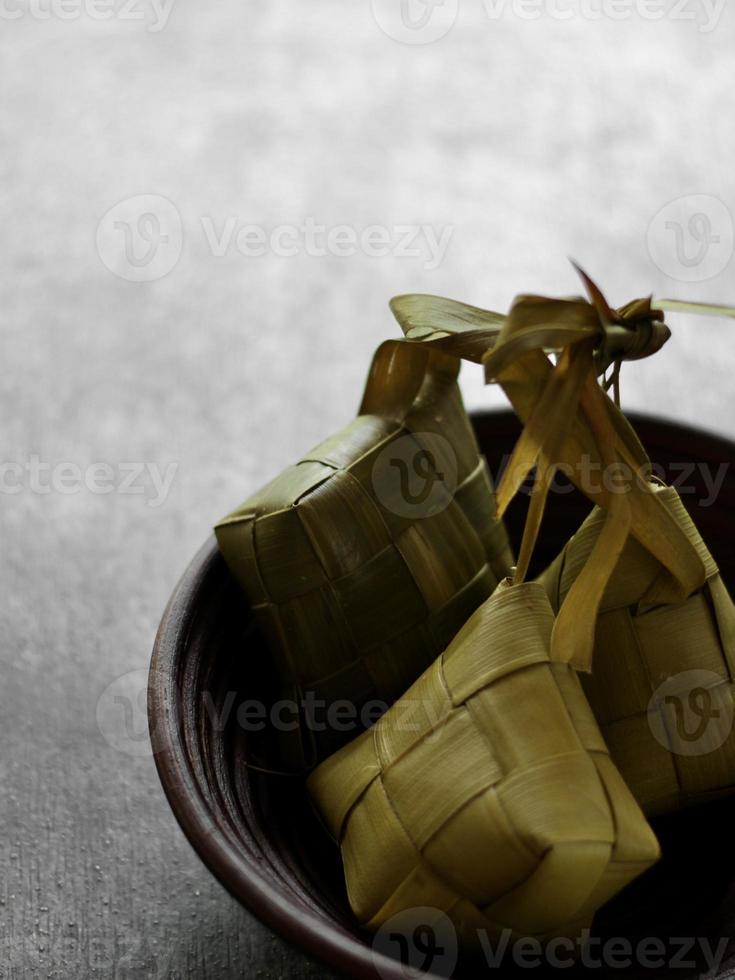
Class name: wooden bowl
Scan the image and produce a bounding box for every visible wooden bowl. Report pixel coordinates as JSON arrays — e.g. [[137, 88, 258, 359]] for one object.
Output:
[[149, 411, 735, 979]]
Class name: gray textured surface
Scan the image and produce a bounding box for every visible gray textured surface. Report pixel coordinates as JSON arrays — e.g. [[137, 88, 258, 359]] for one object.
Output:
[[2, 2, 735, 977]]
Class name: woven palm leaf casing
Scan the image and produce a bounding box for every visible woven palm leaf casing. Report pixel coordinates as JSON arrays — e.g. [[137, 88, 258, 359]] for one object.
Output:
[[539, 486, 735, 817], [215, 341, 513, 769], [308, 580, 660, 948]]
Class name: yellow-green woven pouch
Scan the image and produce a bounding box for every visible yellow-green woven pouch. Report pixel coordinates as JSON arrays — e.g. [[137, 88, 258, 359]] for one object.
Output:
[[215, 340, 513, 768], [540, 485, 735, 816], [308, 579, 660, 949]]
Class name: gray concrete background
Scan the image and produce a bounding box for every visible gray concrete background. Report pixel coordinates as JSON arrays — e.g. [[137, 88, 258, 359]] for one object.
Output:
[[1, 1, 734, 977]]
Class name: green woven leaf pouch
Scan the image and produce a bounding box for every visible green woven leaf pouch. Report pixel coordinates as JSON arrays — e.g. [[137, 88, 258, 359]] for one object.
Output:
[[307, 579, 660, 951], [215, 340, 514, 770], [539, 485, 735, 816]]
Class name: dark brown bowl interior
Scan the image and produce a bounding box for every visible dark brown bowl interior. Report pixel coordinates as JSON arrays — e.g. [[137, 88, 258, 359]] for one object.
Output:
[[150, 411, 735, 979]]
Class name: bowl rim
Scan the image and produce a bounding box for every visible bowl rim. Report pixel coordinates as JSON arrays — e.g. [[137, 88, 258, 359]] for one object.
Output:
[[148, 409, 735, 980], [149, 538, 420, 980]]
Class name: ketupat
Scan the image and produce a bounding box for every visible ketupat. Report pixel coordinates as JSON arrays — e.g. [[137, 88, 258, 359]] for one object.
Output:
[[215, 339, 513, 769], [389, 271, 735, 820], [539, 486, 735, 817], [308, 578, 660, 949]]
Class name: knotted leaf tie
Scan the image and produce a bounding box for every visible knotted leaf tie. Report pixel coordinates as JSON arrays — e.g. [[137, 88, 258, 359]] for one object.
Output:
[[390, 266, 735, 671]]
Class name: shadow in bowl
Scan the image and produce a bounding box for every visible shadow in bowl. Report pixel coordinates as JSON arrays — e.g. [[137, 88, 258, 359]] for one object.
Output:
[[150, 411, 735, 979]]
